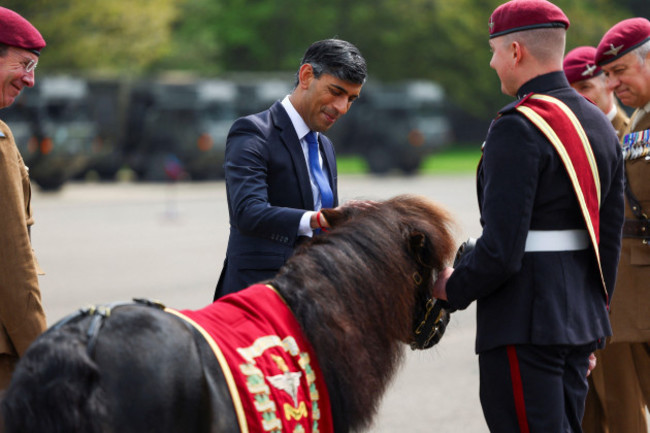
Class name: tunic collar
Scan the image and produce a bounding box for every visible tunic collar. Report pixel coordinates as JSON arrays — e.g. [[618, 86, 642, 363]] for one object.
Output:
[[516, 71, 570, 100]]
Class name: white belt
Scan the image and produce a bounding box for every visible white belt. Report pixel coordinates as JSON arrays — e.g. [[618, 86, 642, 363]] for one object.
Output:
[[524, 229, 589, 252]]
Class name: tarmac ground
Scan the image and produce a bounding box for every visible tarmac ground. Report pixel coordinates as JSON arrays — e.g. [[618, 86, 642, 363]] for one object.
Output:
[[30, 174, 647, 432]]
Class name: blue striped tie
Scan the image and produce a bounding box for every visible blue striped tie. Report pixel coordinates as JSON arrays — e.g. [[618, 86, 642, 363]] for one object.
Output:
[[305, 131, 333, 209]]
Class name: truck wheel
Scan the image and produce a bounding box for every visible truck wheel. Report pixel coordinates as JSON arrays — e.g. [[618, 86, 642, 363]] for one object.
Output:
[[398, 155, 421, 175], [34, 176, 65, 191], [366, 149, 392, 174]]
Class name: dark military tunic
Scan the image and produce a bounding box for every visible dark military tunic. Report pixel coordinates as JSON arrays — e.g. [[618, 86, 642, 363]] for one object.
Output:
[[446, 71, 624, 432], [447, 71, 624, 352]]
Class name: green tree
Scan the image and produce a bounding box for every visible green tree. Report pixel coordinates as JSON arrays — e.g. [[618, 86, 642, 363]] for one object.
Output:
[[151, 0, 222, 73], [167, 0, 631, 120], [6, 0, 637, 122], [617, 0, 649, 18], [158, 0, 346, 73], [4, 0, 182, 74], [357, 0, 629, 118]]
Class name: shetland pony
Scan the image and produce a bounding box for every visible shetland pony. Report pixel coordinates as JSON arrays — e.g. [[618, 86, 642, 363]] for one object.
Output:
[[1, 194, 457, 433]]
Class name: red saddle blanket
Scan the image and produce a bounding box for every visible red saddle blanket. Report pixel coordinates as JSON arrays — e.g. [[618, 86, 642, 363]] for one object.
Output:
[[176, 284, 334, 433]]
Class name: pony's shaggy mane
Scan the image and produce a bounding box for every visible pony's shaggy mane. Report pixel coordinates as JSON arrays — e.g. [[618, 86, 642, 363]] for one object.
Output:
[[272, 194, 456, 431]]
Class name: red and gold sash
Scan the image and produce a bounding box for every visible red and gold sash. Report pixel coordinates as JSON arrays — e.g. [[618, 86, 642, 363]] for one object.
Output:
[[168, 284, 334, 433], [516, 93, 607, 297]]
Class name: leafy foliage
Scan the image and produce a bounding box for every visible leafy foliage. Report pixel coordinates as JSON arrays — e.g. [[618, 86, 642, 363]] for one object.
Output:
[[4, 0, 639, 120], [4, 0, 181, 74]]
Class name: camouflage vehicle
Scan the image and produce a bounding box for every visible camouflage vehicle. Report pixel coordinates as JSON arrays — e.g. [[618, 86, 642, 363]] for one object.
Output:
[[3, 76, 97, 190], [124, 78, 238, 181], [329, 80, 452, 174]]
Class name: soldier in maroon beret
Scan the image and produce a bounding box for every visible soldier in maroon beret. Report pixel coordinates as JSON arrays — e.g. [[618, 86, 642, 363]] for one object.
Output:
[[563, 45, 631, 433], [433, 0, 625, 431], [0, 6, 47, 390], [588, 17, 650, 433], [0, 6, 45, 108], [597, 18, 650, 117], [563, 46, 629, 139]]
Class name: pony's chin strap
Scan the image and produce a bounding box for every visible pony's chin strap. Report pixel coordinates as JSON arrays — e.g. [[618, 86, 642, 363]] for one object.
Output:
[[410, 270, 451, 351], [410, 237, 477, 350]]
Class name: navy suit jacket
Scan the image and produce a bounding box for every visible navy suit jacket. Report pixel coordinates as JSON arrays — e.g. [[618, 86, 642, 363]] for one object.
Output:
[[215, 101, 339, 299], [446, 72, 625, 353]]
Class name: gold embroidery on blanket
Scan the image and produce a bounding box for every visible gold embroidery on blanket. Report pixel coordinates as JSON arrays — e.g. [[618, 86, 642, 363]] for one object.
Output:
[[238, 336, 322, 433], [284, 402, 308, 420]]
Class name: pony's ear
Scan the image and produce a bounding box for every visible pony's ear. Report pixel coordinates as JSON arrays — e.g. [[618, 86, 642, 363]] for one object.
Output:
[[320, 206, 357, 228], [408, 230, 437, 269], [409, 231, 426, 252]]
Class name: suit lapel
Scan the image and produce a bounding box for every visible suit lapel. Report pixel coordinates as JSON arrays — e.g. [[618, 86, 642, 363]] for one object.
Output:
[[270, 102, 315, 210], [612, 111, 629, 140]]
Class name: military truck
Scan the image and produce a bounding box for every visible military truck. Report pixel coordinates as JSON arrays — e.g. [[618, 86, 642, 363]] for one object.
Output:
[[81, 77, 133, 181], [123, 78, 238, 181], [329, 80, 452, 174], [3, 76, 98, 190], [233, 75, 294, 117]]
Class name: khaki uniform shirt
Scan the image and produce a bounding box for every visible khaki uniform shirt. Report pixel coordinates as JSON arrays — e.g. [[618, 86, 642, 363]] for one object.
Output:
[[609, 107, 650, 342], [610, 104, 629, 141], [0, 119, 46, 357]]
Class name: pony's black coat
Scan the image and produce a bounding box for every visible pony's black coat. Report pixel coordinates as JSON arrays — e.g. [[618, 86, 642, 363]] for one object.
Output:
[[1, 194, 456, 433]]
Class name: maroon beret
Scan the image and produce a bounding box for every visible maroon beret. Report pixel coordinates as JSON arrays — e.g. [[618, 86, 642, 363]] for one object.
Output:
[[563, 46, 602, 84], [0, 7, 45, 55], [595, 17, 650, 66], [489, 0, 570, 39]]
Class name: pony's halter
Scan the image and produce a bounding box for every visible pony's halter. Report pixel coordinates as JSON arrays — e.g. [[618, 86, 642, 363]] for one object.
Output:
[[410, 269, 450, 350], [410, 237, 478, 349], [407, 238, 451, 350], [48, 298, 166, 357]]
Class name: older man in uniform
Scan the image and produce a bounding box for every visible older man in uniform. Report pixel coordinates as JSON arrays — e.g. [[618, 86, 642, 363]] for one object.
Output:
[[0, 7, 47, 389], [564, 46, 629, 140], [432, 0, 625, 431], [564, 44, 630, 433], [591, 17, 650, 433], [564, 45, 631, 433]]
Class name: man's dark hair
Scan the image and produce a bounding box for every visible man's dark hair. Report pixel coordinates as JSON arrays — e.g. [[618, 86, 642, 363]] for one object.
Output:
[[0, 43, 8, 57], [295, 39, 367, 86]]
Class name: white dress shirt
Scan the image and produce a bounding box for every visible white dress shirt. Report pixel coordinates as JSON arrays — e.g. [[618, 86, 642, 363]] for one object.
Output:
[[280, 95, 329, 236]]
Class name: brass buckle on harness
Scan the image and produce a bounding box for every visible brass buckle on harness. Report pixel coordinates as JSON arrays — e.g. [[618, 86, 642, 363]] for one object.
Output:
[[415, 298, 435, 335]]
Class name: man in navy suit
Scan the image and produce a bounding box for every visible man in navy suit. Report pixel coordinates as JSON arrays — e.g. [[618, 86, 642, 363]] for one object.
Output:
[[432, 0, 624, 431], [214, 39, 367, 300]]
